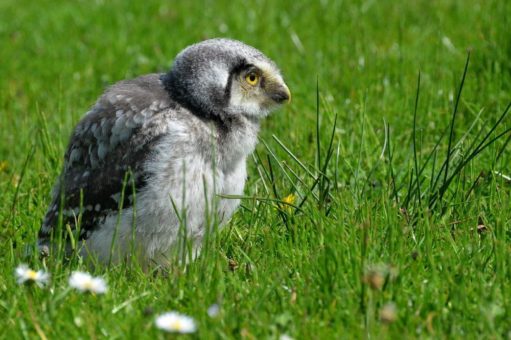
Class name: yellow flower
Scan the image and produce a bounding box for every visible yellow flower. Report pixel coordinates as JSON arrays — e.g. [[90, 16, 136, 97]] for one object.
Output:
[[279, 193, 297, 212], [282, 194, 296, 205]]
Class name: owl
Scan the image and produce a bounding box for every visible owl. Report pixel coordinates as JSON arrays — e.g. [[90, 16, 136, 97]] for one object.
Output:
[[38, 39, 290, 266]]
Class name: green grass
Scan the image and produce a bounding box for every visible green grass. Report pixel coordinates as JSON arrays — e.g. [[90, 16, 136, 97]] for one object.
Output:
[[1, 0, 511, 338]]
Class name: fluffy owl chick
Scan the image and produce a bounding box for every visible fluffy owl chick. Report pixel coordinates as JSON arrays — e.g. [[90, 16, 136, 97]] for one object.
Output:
[[38, 38, 290, 266]]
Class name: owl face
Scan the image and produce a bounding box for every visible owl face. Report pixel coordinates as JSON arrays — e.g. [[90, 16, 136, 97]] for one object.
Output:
[[162, 39, 290, 121], [227, 60, 290, 118]]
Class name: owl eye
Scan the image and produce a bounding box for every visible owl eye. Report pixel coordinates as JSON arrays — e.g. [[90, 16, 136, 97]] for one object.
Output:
[[245, 72, 259, 86]]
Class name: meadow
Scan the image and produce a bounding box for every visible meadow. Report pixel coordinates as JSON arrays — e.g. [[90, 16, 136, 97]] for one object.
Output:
[[1, 0, 511, 338]]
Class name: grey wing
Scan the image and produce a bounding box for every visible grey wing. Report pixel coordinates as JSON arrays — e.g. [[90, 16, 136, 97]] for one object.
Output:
[[39, 73, 177, 242]]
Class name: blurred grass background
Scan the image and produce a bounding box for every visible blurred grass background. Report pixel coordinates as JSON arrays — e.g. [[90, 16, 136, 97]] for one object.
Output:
[[1, 0, 511, 338]]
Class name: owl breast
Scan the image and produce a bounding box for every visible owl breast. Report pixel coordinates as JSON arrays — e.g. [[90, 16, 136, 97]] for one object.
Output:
[[82, 113, 251, 266], [217, 159, 247, 224]]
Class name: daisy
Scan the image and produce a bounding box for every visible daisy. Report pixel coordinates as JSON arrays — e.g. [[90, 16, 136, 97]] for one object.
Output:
[[155, 311, 197, 334], [69, 271, 107, 294], [15, 264, 50, 287]]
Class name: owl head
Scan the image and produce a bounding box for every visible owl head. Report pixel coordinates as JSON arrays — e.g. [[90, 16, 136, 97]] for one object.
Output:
[[162, 38, 290, 121]]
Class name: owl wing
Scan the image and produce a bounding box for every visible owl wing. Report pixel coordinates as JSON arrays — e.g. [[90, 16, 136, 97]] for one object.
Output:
[[39, 73, 177, 242]]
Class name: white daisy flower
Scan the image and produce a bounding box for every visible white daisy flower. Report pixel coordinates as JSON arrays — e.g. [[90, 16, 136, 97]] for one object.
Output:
[[69, 271, 107, 294], [15, 264, 50, 287], [280, 334, 294, 340], [155, 311, 197, 334]]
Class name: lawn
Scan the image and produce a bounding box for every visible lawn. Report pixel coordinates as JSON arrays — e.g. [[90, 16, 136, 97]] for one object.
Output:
[[1, 0, 511, 338]]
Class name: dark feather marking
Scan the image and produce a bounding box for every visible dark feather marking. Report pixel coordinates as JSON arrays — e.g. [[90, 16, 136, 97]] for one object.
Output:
[[39, 131, 166, 241], [162, 57, 251, 129], [224, 59, 251, 104], [45, 134, 164, 240], [39, 74, 174, 242]]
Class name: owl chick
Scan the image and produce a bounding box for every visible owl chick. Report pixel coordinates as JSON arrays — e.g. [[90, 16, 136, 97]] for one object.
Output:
[[38, 38, 290, 266]]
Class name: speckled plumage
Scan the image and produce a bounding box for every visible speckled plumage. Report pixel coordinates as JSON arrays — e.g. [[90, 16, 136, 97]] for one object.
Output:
[[39, 38, 290, 266]]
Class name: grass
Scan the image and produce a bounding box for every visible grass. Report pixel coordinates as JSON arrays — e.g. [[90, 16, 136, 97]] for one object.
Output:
[[1, 0, 511, 338]]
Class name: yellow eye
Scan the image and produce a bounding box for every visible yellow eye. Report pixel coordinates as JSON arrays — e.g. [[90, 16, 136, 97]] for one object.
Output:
[[245, 73, 259, 86]]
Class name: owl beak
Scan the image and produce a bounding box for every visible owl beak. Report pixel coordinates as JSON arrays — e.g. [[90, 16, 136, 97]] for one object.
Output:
[[269, 83, 291, 104]]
